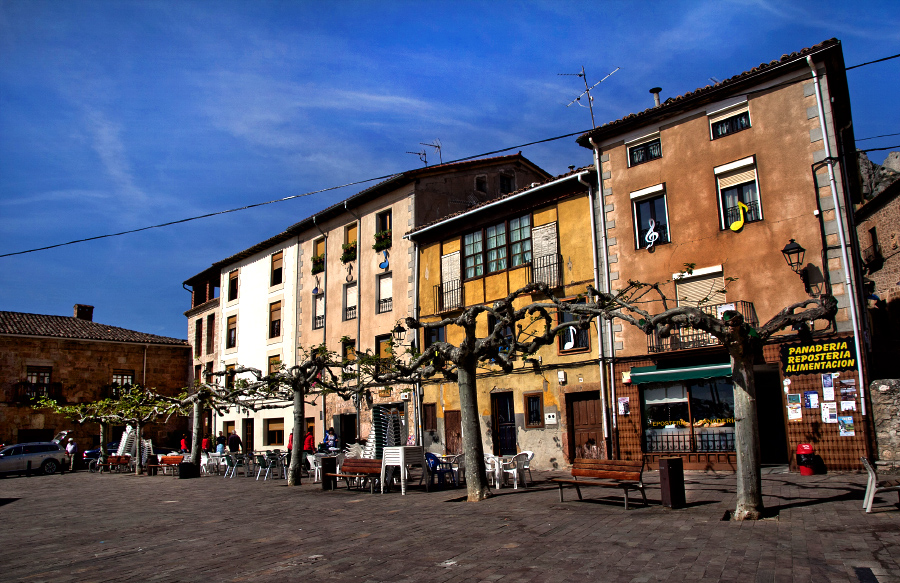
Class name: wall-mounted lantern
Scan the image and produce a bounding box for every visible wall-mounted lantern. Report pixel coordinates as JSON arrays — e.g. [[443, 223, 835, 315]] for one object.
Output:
[[781, 239, 811, 294]]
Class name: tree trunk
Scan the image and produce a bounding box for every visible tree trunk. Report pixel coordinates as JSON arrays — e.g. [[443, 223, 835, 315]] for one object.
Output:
[[190, 399, 203, 466], [458, 361, 490, 501], [99, 422, 108, 468], [730, 349, 763, 520], [134, 421, 144, 475], [287, 388, 305, 486]]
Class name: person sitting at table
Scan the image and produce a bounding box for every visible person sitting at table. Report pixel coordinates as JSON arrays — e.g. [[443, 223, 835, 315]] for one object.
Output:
[[324, 428, 338, 449]]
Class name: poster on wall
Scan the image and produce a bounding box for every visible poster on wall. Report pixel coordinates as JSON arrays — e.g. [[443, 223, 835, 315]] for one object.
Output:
[[840, 381, 857, 401], [821, 374, 834, 401], [787, 403, 802, 421], [841, 400, 857, 411], [787, 393, 801, 405], [838, 416, 855, 437], [617, 397, 630, 416], [821, 402, 838, 423], [804, 391, 819, 409]]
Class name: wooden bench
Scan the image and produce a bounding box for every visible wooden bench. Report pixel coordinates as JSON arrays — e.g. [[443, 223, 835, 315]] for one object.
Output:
[[147, 455, 184, 476], [326, 458, 383, 494], [861, 457, 900, 513], [98, 455, 132, 472], [550, 459, 648, 509]]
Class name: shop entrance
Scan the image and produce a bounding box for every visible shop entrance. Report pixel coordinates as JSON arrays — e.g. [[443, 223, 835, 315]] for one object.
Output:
[[333, 413, 357, 447], [755, 368, 788, 465], [491, 392, 517, 456], [444, 410, 462, 455], [567, 391, 604, 461]]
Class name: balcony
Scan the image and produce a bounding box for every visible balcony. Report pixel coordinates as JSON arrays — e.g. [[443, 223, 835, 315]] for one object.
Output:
[[434, 279, 463, 312], [345, 305, 357, 320], [724, 200, 761, 226], [378, 298, 393, 314], [14, 381, 63, 404], [531, 253, 562, 288], [313, 315, 325, 330], [647, 300, 757, 353], [862, 243, 883, 270]]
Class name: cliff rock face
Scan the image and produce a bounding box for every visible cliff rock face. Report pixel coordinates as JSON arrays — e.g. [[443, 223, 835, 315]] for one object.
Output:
[[870, 379, 900, 467], [859, 152, 900, 199]]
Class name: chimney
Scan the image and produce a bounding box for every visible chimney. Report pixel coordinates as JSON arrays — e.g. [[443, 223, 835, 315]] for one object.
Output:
[[74, 304, 94, 321], [650, 87, 662, 107]]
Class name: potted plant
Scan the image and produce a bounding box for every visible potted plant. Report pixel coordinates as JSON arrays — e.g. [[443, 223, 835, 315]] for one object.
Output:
[[340, 242, 357, 264], [372, 229, 392, 252], [310, 254, 325, 275]]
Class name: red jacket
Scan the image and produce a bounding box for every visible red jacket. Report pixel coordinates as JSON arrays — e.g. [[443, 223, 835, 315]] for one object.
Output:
[[303, 432, 315, 452], [287, 432, 293, 451]]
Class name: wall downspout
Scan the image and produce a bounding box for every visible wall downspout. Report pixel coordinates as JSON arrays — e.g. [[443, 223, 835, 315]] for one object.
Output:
[[294, 235, 301, 368], [344, 201, 363, 440], [807, 56, 867, 415], [412, 237, 423, 446], [590, 137, 617, 459], [578, 171, 610, 451], [313, 215, 332, 437]]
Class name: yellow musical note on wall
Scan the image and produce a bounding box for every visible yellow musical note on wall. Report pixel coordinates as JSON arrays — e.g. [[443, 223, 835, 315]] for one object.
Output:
[[729, 201, 749, 232]]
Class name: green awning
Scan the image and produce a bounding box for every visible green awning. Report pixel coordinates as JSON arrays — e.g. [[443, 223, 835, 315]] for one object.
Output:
[[630, 363, 732, 384]]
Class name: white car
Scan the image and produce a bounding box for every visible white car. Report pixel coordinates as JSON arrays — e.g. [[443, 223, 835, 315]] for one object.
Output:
[[0, 442, 66, 475]]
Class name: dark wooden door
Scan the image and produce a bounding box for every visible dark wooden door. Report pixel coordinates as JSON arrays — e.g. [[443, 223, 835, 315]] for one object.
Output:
[[755, 370, 788, 464], [444, 410, 462, 455], [491, 392, 517, 456], [569, 391, 604, 460], [242, 418, 254, 454]]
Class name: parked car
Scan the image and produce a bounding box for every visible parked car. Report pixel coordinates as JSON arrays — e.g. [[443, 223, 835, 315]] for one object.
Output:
[[0, 442, 66, 475], [83, 441, 176, 460]]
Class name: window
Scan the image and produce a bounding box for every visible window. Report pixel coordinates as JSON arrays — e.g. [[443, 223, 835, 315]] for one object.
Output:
[[377, 209, 392, 233], [112, 370, 134, 387], [224, 364, 235, 390], [226, 315, 237, 348], [194, 318, 203, 357], [524, 392, 544, 428], [715, 157, 762, 230], [227, 270, 238, 301], [194, 364, 202, 383], [344, 283, 357, 320], [270, 251, 283, 286], [375, 334, 392, 376], [475, 175, 487, 192], [487, 315, 513, 353], [377, 274, 392, 313], [709, 104, 750, 139], [628, 137, 662, 167], [205, 361, 214, 382], [313, 294, 325, 329], [345, 223, 357, 245], [311, 238, 326, 274], [631, 184, 670, 249], [558, 300, 590, 352], [423, 403, 437, 432], [205, 314, 215, 354], [265, 419, 284, 446], [268, 355, 281, 374], [642, 378, 735, 452], [423, 325, 445, 351], [464, 213, 532, 279], [675, 267, 726, 307], [269, 301, 282, 338], [27, 366, 51, 388], [499, 174, 515, 194]]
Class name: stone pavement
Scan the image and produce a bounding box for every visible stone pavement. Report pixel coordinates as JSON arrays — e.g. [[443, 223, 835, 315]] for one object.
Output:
[[0, 467, 897, 583]]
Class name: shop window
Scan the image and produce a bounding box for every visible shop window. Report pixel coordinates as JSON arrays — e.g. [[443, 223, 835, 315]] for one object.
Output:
[[227, 270, 239, 301], [270, 251, 283, 286], [524, 392, 544, 428], [264, 419, 284, 446], [642, 378, 735, 453], [223, 420, 235, 436], [423, 403, 437, 432]]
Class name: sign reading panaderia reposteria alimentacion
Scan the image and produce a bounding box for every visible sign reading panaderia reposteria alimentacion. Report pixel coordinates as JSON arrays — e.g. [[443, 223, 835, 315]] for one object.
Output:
[[780, 338, 857, 374]]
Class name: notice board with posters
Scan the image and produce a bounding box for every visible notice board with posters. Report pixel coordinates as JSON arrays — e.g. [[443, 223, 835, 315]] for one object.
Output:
[[780, 338, 857, 374]]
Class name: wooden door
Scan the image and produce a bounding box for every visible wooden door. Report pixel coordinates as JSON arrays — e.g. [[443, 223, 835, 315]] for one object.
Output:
[[491, 393, 517, 456], [444, 410, 462, 455], [242, 418, 254, 453], [569, 391, 604, 461]]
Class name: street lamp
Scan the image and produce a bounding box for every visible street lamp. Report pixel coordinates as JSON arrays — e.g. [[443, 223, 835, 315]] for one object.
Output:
[[781, 239, 811, 294], [392, 320, 406, 344]]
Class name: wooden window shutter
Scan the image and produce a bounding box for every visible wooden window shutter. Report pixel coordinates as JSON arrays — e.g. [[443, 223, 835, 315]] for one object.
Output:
[[718, 167, 756, 189], [675, 272, 726, 306], [709, 104, 749, 125]]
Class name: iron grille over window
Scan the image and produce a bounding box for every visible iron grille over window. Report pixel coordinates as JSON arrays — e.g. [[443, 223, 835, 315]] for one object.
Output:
[[712, 111, 750, 139], [723, 199, 761, 226], [531, 253, 562, 288], [629, 138, 662, 166], [435, 279, 463, 312]]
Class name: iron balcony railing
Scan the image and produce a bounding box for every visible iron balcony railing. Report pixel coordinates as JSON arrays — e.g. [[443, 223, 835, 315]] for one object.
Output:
[[15, 381, 63, 404], [434, 279, 463, 312], [862, 243, 882, 266], [313, 315, 325, 329], [724, 200, 761, 226], [648, 300, 757, 353], [530, 253, 562, 288], [345, 305, 357, 320], [378, 298, 393, 314]]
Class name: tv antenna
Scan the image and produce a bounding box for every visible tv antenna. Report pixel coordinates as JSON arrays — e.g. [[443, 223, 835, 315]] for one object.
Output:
[[421, 139, 442, 165], [559, 66, 620, 128], [406, 149, 427, 166]]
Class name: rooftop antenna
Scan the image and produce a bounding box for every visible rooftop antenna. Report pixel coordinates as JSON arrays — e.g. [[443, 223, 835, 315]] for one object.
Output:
[[559, 65, 620, 128], [420, 139, 442, 165], [406, 148, 427, 166]]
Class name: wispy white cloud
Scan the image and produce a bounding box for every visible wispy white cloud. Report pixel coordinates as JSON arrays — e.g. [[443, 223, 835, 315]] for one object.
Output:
[[82, 108, 148, 208], [740, 0, 900, 40]]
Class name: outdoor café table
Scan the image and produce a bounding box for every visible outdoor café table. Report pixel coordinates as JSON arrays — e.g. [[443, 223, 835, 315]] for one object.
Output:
[[381, 446, 428, 495]]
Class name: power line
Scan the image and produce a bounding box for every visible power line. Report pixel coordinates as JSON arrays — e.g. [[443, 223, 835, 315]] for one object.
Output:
[[858, 145, 900, 153], [846, 52, 900, 70], [856, 131, 900, 142]]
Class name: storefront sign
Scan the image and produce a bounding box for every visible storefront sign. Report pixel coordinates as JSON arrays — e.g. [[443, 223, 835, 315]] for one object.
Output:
[[781, 339, 857, 374]]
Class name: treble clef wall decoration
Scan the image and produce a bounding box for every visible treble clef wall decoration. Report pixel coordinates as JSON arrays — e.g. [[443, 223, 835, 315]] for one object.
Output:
[[644, 219, 660, 249]]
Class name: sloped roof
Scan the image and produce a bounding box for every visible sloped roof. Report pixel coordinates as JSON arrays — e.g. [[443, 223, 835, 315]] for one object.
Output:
[[407, 164, 595, 237], [184, 153, 549, 283], [0, 311, 189, 345], [577, 38, 841, 147]]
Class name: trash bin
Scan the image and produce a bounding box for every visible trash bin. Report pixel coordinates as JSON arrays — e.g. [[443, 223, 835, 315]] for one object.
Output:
[[320, 456, 337, 490], [178, 462, 198, 479], [796, 443, 815, 476], [659, 456, 686, 509]]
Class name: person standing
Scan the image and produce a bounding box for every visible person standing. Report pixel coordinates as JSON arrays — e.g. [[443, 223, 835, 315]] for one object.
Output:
[[65, 438, 78, 471], [228, 429, 242, 453], [215, 431, 227, 454], [201, 434, 211, 453], [286, 431, 293, 466], [302, 430, 315, 469], [180, 434, 189, 453]]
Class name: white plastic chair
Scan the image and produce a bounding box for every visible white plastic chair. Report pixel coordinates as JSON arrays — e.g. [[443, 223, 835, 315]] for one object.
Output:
[[501, 452, 529, 489], [520, 450, 535, 486], [484, 455, 501, 487], [449, 454, 466, 485], [306, 454, 321, 483]]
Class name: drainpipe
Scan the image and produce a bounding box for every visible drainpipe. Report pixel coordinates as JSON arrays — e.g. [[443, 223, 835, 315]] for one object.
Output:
[[411, 237, 423, 446], [294, 235, 301, 367], [806, 56, 867, 414], [590, 137, 618, 459], [344, 201, 363, 440], [313, 215, 330, 437], [578, 171, 610, 449]]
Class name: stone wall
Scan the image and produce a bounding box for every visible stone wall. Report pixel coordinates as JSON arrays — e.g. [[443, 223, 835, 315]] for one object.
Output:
[[870, 379, 900, 467]]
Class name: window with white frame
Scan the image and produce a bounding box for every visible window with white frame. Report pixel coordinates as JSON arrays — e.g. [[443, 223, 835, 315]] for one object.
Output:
[[714, 157, 762, 230], [709, 102, 750, 140], [627, 133, 662, 167], [674, 266, 726, 307], [344, 283, 357, 321], [313, 294, 325, 329], [377, 273, 392, 313], [631, 183, 670, 250]]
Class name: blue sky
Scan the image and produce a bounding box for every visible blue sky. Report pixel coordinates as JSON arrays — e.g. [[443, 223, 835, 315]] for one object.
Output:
[[1, 0, 898, 340]]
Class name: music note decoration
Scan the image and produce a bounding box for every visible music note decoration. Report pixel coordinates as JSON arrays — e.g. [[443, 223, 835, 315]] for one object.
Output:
[[378, 250, 389, 270], [729, 201, 749, 232], [563, 327, 576, 350], [644, 219, 660, 250], [312, 276, 320, 296], [346, 263, 354, 283]]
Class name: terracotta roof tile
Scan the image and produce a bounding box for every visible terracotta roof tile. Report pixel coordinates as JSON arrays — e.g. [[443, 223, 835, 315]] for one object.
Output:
[[0, 311, 189, 345]]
